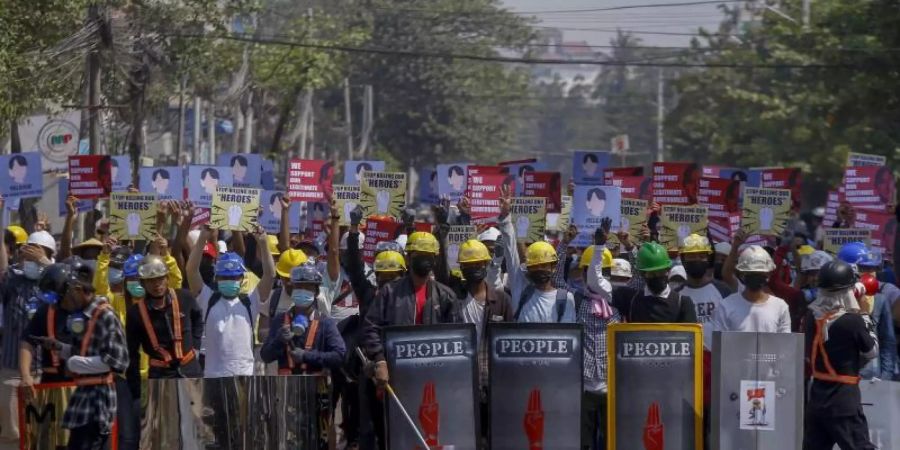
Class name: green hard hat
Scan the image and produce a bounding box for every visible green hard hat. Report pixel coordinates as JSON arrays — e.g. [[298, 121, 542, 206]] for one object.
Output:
[[636, 242, 673, 272]]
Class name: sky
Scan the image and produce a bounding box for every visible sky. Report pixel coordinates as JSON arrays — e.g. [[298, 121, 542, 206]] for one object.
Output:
[[502, 0, 731, 47]]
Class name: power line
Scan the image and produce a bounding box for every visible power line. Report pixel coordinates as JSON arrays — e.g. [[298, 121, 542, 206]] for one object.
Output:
[[366, 1, 743, 16]]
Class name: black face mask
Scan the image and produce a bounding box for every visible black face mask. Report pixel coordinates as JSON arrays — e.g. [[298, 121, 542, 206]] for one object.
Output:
[[713, 264, 724, 280], [645, 276, 668, 295], [741, 273, 768, 291], [462, 266, 487, 283], [527, 270, 553, 286], [410, 255, 435, 277], [683, 261, 709, 280]]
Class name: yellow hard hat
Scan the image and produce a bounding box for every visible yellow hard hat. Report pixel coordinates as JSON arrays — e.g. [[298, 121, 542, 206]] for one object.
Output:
[[458, 240, 491, 264], [579, 246, 614, 269], [267, 235, 281, 256], [680, 233, 712, 255], [374, 251, 406, 273], [276, 248, 308, 278], [5, 225, 27, 245], [526, 241, 558, 267], [797, 245, 815, 257], [406, 232, 439, 255]]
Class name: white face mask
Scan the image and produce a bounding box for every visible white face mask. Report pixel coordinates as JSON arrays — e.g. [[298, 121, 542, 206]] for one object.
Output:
[[23, 261, 44, 280]]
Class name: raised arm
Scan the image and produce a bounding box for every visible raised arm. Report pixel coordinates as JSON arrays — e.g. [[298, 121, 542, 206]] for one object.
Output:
[[172, 201, 194, 274], [722, 230, 746, 292], [254, 226, 276, 306], [278, 196, 292, 254], [186, 227, 210, 297], [59, 195, 78, 260], [326, 198, 341, 282]]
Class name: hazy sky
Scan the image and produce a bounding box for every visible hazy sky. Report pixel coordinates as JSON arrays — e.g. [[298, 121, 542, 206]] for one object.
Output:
[[502, 0, 729, 47]]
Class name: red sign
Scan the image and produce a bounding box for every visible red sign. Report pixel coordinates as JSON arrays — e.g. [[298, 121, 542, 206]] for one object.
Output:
[[760, 168, 802, 211], [287, 159, 334, 202], [191, 207, 210, 227], [698, 177, 741, 217], [414, 222, 432, 233], [855, 210, 896, 258], [522, 171, 562, 213], [708, 214, 741, 244], [68, 155, 112, 199], [603, 167, 644, 185], [362, 218, 402, 264], [465, 172, 512, 225], [824, 190, 843, 225], [467, 165, 506, 177], [652, 162, 700, 205], [842, 166, 895, 212], [702, 166, 723, 177], [608, 176, 651, 200]]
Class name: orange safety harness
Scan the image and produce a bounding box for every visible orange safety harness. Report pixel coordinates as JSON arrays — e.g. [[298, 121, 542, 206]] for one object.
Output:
[[137, 289, 195, 369], [70, 303, 115, 386], [43, 306, 62, 374], [278, 308, 319, 375], [811, 312, 861, 385]]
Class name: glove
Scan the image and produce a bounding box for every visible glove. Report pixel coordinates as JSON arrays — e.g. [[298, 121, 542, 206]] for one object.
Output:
[[374, 360, 389, 386], [279, 325, 293, 344], [290, 348, 306, 363], [760, 207, 774, 231], [349, 205, 365, 227], [516, 216, 530, 239], [126, 213, 141, 236], [376, 190, 390, 214], [227, 204, 243, 227]]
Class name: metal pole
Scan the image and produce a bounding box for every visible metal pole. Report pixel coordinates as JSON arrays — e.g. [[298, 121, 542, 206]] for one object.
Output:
[[175, 77, 186, 164], [344, 78, 353, 162], [656, 68, 664, 163], [802, 0, 810, 28], [243, 91, 254, 154], [87, 6, 101, 155], [193, 96, 201, 164], [207, 100, 216, 164]]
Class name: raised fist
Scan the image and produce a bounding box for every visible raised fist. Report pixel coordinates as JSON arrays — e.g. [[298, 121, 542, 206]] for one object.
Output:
[[418, 382, 440, 447], [376, 190, 390, 214], [759, 207, 774, 231], [642, 402, 664, 450], [126, 213, 141, 236], [227, 204, 243, 227], [523, 388, 544, 449]]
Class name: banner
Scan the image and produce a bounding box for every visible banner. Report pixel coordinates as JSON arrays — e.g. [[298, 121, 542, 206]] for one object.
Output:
[[572, 186, 622, 247], [110, 155, 131, 191], [466, 172, 513, 225], [437, 163, 470, 203], [466, 165, 505, 177], [287, 159, 334, 202], [511, 197, 547, 243], [362, 217, 402, 264], [719, 168, 753, 185], [572, 151, 611, 185], [216, 153, 262, 188], [109, 193, 158, 241], [138, 167, 182, 201], [854, 210, 896, 258], [522, 172, 562, 213], [68, 155, 112, 199], [842, 166, 895, 212], [659, 205, 708, 251], [343, 160, 385, 186], [259, 191, 302, 234], [445, 225, 477, 271], [57, 180, 93, 216], [488, 323, 582, 450], [608, 198, 648, 249], [741, 187, 791, 237], [760, 168, 802, 211], [332, 184, 361, 226], [418, 168, 439, 204], [711, 332, 804, 450], [847, 152, 887, 167], [384, 325, 479, 450], [187, 165, 232, 208], [608, 323, 703, 450], [11, 110, 81, 170], [210, 187, 260, 232], [359, 171, 407, 218], [0, 152, 43, 199], [608, 175, 651, 200], [652, 162, 701, 205], [603, 166, 643, 185], [822, 228, 871, 255]]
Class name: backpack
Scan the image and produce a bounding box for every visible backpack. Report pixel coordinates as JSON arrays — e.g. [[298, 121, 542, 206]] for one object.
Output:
[[513, 286, 569, 323]]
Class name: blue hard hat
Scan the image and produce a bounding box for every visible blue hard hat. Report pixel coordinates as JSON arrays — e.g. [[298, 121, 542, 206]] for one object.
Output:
[[837, 242, 868, 265], [215, 252, 246, 277], [858, 248, 883, 268], [123, 254, 144, 278]]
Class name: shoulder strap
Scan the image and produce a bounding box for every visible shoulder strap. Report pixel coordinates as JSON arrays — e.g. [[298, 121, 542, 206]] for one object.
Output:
[[206, 292, 253, 323], [667, 289, 683, 321], [513, 285, 537, 322], [239, 294, 253, 320], [555, 288, 568, 322], [47, 306, 60, 368], [80, 303, 112, 356], [268, 283, 283, 318]]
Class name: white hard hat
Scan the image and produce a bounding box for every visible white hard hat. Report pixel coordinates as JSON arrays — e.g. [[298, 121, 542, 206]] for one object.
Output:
[[187, 229, 201, 247], [27, 231, 56, 254], [736, 245, 776, 272], [714, 242, 732, 255], [217, 240, 228, 254], [669, 264, 687, 280], [611, 258, 632, 278], [478, 227, 501, 242], [812, 207, 826, 218], [801, 250, 833, 272], [340, 231, 365, 251]]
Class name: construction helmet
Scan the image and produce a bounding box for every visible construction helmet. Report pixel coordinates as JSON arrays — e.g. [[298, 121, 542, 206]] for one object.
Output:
[[860, 272, 879, 296], [801, 250, 832, 272], [579, 246, 614, 269], [375, 251, 406, 273], [276, 249, 308, 278], [797, 245, 815, 257], [406, 232, 439, 255], [736, 245, 776, 273], [818, 260, 856, 292], [635, 242, 672, 272], [611, 258, 632, 278], [123, 254, 144, 278], [6, 225, 27, 245], [525, 241, 558, 267], [375, 240, 405, 256], [65, 256, 95, 289], [38, 263, 72, 303], [267, 235, 281, 257], [138, 255, 169, 280], [27, 231, 56, 254], [858, 249, 882, 269], [458, 240, 491, 264], [837, 242, 868, 265], [680, 234, 712, 255], [290, 262, 323, 285], [215, 252, 246, 277]]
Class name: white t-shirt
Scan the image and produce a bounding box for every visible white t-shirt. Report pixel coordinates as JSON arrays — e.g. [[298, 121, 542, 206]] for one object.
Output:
[[680, 281, 730, 349], [198, 285, 261, 378], [712, 293, 792, 334], [323, 268, 359, 321]]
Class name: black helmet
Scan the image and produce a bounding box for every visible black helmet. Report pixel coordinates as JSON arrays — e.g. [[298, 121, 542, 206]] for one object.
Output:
[[65, 256, 95, 290], [818, 260, 857, 292], [38, 263, 72, 298], [109, 246, 132, 268]]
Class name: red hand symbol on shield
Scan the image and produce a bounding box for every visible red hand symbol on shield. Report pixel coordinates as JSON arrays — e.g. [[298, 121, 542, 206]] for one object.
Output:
[[523, 388, 545, 449], [417, 381, 440, 448], [642, 402, 664, 450]]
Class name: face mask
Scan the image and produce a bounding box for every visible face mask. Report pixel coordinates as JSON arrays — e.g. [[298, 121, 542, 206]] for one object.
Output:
[[741, 273, 768, 291], [23, 261, 44, 280], [126, 281, 145, 298], [410, 255, 435, 277], [645, 276, 668, 295], [527, 270, 553, 286], [108, 268, 124, 286], [683, 261, 708, 280], [217, 280, 241, 298], [611, 281, 629, 288], [291, 289, 316, 308], [713, 264, 724, 280], [461, 266, 487, 283]]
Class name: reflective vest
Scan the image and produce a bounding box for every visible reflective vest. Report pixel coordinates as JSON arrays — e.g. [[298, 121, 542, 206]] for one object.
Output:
[[43, 306, 63, 374], [278, 310, 319, 376], [811, 312, 860, 385], [137, 289, 196, 369], [71, 303, 115, 386]]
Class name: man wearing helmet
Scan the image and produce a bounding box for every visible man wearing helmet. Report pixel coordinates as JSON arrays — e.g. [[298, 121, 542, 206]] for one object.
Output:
[[610, 241, 698, 324], [677, 234, 733, 348], [803, 260, 878, 450], [844, 243, 897, 381]]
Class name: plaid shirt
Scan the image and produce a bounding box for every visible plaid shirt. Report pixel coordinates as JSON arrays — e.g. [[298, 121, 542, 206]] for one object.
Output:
[[62, 299, 129, 433], [0, 270, 41, 371], [577, 288, 621, 388]]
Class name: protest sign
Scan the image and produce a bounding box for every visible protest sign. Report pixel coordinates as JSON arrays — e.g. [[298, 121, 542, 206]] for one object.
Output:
[[343, 160, 386, 186], [138, 167, 183, 201], [854, 210, 895, 258], [572, 185, 622, 247], [304, 201, 329, 242], [822, 229, 871, 255], [259, 191, 302, 234], [603, 166, 643, 185], [210, 187, 260, 232], [109, 192, 158, 240], [332, 184, 361, 226], [703, 166, 723, 177], [260, 159, 275, 190], [522, 171, 562, 213], [446, 225, 477, 271], [856, 380, 900, 449], [847, 152, 886, 167], [499, 159, 546, 196], [823, 190, 841, 225], [418, 168, 439, 204], [57, 180, 93, 217], [437, 163, 470, 203], [287, 159, 334, 202], [110, 155, 131, 191], [709, 215, 741, 244], [511, 197, 547, 243], [488, 323, 582, 450], [659, 205, 708, 250], [466, 172, 513, 225], [68, 155, 112, 199], [557, 195, 572, 232], [760, 168, 802, 211], [217, 153, 262, 188], [608, 323, 703, 450], [466, 165, 505, 177], [362, 217, 402, 264], [652, 162, 701, 205], [608, 175, 652, 200], [699, 177, 742, 217], [572, 151, 610, 185], [359, 171, 407, 218], [842, 166, 895, 212], [608, 198, 648, 249], [187, 165, 232, 208], [741, 187, 791, 237], [0, 152, 43, 199], [12, 110, 81, 170]]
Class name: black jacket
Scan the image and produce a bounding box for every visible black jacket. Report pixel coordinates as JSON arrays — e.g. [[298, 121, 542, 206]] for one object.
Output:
[[260, 311, 346, 373]]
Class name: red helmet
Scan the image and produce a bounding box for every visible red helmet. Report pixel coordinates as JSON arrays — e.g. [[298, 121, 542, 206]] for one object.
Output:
[[860, 272, 879, 296]]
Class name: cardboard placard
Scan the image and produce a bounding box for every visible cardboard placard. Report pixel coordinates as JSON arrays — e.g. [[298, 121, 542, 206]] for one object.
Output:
[[187, 165, 232, 208], [842, 166, 895, 212], [109, 192, 158, 241], [259, 191, 302, 234], [760, 168, 802, 211], [609, 175, 652, 201], [511, 197, 547, 243], [0, 152, 43, 199], [608, 198, 648, 249], [333, 184, 361, 226], [260, 159, 276, 190], [445, 225, 477, 272], [466, 172, 513, 225], [359, 171, 407, 218], [572, 186, 622, 247], [652, 162, 701, 205], [572, 150, 611, 185], [499, 159, 546, 196], [138, 167, 183, 201], [823, 228, 872, 256], [343, 160, 385, 186], [57, 180, 93, 217], [740, 187, 792, 237], [286, 159, 333, 202], [210, 186, 260, 231], [853, 210, 895, 258], [603, 166, 644, 185], [217, 153, 262, 188], [557, 195, 572, 232], [522, 172, 562, 213], [68, 155, 112, 199], [823, 189, 841, 225], [362, 217, 402, 264], [110, 155, 131, 192], [418, 168, 439, 204], [437, 163, 470, 203], [659, 205, 708, 251], [699, 177, 742, 217]]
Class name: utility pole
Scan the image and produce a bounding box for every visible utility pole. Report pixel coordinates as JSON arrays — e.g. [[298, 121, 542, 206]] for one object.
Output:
[[357, 85, 373, 158], [344, 78, 353, 161], [243, 91, 254, 154], [207, 101, 216, 164], [656, 68, 665, 163], [802, 0, 810, 28], [175, 76, 186, 164], [193, 96, 201, 164]]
